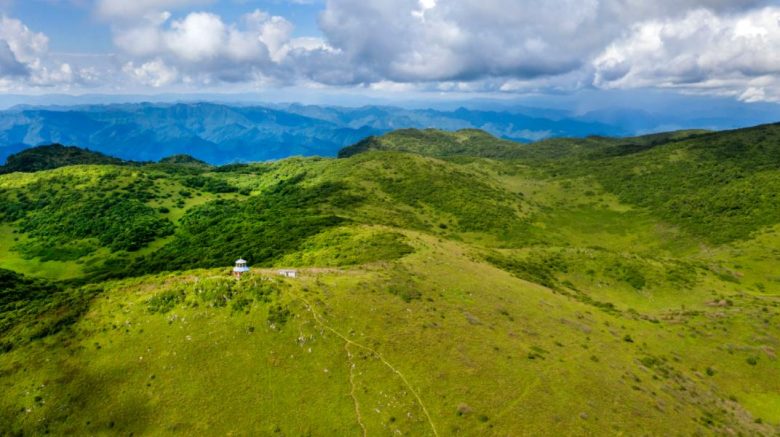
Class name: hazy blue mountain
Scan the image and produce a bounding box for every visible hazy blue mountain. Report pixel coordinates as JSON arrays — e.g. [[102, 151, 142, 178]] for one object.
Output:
[[0, 102, 625, 164], [279, 104, 624, 141], [0, 103, 381, 164]]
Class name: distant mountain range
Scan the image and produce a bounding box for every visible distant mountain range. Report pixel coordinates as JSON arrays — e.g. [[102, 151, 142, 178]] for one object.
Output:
[[0, 102, 628, 164]]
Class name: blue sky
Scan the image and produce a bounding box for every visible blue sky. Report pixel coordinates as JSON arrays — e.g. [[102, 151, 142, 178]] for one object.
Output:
[[0, 0, 779, 113]]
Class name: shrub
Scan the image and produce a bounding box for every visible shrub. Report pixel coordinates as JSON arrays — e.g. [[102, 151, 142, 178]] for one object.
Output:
[[231, 297, 253, 314], [147, 289, 185, 314], [639, 356, 658, 368], [268, 305, 291, 327], [180, 175, 238, 194]]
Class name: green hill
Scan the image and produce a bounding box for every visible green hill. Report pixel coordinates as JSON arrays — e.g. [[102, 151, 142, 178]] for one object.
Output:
[[339, 127, 713, 161], [0, 144, 131, 174], [338, 128, 529, 159], [1, 125, 779, 435], [158, 154, 211, 167]]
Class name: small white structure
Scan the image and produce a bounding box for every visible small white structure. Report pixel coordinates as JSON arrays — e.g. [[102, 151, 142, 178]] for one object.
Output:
[[278, 269, 298, 278], [233, 258, 250, 279]]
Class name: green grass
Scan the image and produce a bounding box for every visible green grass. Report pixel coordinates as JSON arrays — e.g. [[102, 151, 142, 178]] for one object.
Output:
[[0, 225, 84, 280], [1, 234, 777, 435], [2, 124, 780, 434]]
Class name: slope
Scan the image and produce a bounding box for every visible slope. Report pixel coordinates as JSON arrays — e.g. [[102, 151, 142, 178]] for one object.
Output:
[[1, 233, 777, 435], [338, 129, 528, 159], [1, 127, 780, 434]]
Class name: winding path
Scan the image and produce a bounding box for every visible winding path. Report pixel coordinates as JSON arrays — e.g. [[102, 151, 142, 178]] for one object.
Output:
[[297, 295, 439, 437], [345, 343, 368, 437]]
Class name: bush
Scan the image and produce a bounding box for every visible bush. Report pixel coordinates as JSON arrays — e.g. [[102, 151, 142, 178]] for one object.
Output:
[[231, 297, 253, 314], [196, 278, 235, 307], [147, 289, 185, 314], [268, 305, 291, 327], [485, 252, 566, 290], [180, 175, 239, 194], [246, 280, 278, 303]]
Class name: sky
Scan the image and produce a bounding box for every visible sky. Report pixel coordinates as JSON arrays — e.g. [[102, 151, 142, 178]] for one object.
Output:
[[1, 0, 780, 110]]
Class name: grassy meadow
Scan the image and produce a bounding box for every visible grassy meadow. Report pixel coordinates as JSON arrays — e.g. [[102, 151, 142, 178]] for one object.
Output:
[[1, 125, 779, 435]]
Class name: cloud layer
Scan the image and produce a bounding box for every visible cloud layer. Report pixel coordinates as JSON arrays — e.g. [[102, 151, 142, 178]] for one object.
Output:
[[0, 14, 94, 90], [114, 9, 333, 87], [1, 0, 780, 102], [593, 7, 780, 102]]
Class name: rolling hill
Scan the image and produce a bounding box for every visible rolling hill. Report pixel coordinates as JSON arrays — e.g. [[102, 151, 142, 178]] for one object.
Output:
[[0, 124, 779, 435], [0, 144, 132, 175]]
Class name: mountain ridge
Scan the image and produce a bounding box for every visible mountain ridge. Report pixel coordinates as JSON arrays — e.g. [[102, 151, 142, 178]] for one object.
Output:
[[0, 102, 630, 165]]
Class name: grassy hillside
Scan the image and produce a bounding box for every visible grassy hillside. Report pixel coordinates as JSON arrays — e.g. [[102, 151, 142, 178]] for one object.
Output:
[[1, 233, 778, 435], [340, 127, 712, 161], [0, 144, 130, 174], [1, 125, 780, 435], [338, 129, 528, 159], [558, 123, 780, 243]]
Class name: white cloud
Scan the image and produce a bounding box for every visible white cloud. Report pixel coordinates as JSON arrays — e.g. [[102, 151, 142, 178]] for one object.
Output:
[[165, 12, 229, 62], [110, 9, 331, 86], [123, 58, 179, 87], [8, 0, 779, 101], [0, 14, 91, 89], [319, 0, 742, 84], [0, 40, 27, 76], [593, 7, 780, 102], [0, 14, 48, 66]]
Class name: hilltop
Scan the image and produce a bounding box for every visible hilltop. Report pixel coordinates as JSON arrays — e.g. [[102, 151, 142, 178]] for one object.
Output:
[[340, 127, 713, 161], [0, 144, 130, 174], [0, 123, 779, 435], [338, 128, 527, 158]]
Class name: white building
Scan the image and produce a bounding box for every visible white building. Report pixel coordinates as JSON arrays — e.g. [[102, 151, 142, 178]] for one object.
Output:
[[278, 269, 298, 278], [233, 259, 250, 279]]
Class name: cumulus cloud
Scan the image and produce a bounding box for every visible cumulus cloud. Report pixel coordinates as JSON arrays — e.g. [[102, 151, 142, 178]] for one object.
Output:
[[110, 9, 331, 85], [0, 14, 48, 68], [0, 40, 28, 76], [593, 7, 780, 102], [315, 0, 776, 86], [9, 0, 780, 101], [0, 14, 92, 89], [123, 58, 179, 87]]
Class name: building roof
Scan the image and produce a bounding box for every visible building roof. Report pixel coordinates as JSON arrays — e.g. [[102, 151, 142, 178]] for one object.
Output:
[[236, 259, 247, 264]]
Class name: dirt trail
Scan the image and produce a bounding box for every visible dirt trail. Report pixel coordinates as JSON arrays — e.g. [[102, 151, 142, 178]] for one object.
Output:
[[298, 295, 439, 437], [345, 343, 368, 437]]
